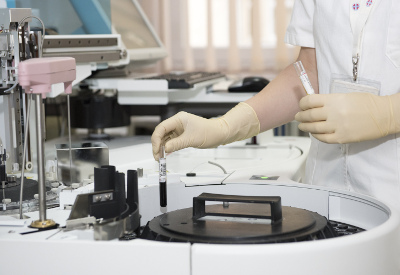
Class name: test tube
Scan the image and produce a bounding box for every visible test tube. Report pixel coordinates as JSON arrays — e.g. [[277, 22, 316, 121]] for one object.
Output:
[[159, 145, 167, 207], [293, 61, 315, 95]]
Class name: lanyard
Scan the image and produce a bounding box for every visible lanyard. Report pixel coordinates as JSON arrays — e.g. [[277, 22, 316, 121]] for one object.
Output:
[[349, 0, 377, 82]]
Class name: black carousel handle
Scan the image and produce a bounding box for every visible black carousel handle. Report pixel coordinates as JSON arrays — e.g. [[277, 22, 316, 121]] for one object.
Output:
[[192, 193, 282, 223]]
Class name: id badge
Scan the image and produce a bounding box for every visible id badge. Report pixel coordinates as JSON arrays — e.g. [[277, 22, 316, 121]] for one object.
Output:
[[330, 74, 381, 96]]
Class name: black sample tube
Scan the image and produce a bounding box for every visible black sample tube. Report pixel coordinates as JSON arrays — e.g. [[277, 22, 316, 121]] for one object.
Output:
[[159, 146, 167, 207], [159, 181, 167, 207]]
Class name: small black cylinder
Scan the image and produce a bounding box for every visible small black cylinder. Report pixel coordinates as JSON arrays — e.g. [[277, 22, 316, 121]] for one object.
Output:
[[94, 167, 111, 191], [70, 92, 130, 129], [127, 170, 139, 212], [115, 172, 126, 215], [101, 165, 116, 190]]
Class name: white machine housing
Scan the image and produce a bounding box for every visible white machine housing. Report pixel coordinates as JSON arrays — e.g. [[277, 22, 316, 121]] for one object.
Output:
[[1, 136, 400, 275]]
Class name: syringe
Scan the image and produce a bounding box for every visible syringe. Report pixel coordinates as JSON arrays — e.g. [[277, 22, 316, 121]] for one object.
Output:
[[293, 61, 315, 95], [159, 145, 167, 207]]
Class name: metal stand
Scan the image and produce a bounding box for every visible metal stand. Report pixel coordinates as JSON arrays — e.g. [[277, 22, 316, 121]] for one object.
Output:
[[30, 94, 56, 229]]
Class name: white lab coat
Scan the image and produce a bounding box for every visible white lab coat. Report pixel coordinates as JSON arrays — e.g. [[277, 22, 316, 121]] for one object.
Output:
[[285, 0, 400, 211]]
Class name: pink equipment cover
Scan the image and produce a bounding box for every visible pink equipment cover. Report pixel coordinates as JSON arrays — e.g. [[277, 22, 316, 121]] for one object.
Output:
[[18, 57, 76, 97]]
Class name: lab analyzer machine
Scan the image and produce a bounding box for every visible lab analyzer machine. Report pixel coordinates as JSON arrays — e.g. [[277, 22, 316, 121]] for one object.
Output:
[[0, 1, 399, 275]]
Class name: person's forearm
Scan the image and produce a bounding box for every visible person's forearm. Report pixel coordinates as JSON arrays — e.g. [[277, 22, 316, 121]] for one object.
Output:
[[245, 47, 318, 132]]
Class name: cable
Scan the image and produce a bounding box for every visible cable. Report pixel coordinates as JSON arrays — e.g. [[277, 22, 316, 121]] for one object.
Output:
[[3, 82, 18, 94], [3, 16, 45, 94], [18, 15, 45, 58], [208, 161, 227, 174], [188, 161, 228, 175]]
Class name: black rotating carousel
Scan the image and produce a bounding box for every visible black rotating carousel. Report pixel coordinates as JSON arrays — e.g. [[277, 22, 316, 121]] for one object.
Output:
[[141, 193, 364, 244]]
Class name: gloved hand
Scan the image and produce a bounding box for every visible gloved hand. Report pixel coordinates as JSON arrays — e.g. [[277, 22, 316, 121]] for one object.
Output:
[[151, 102, 260, 160], [295, 93, 400, 144]]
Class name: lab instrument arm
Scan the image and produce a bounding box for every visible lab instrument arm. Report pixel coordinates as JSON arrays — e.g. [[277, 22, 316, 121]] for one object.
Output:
[[245, 47, 318, 132]]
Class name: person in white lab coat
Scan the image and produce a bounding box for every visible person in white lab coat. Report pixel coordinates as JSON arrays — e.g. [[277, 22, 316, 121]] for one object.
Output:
[[151, 0, 400, 211]]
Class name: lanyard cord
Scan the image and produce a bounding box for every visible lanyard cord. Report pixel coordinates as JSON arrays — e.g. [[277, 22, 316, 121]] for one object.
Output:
[[349, 0, 377, 82]]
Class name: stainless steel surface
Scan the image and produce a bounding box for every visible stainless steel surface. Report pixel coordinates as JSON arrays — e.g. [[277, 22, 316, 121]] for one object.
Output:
[[35, 94, 46, 221], [3, 93, 24, 170], [66, 216, 96, 230], [42, 50, 123, 63], [0, 9, 31, 27], [93, 218, 126, 241], [92, 192, 113, 203], [36, 30, 43, 58], [12, 93, 24, 167], [43, 37, 118, 48], [41, 34, 128, 65], [0, 35, 8, 51], [56, 142, 109, 185]]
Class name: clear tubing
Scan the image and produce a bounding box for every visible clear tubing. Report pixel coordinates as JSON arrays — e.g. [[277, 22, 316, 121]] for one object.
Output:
[[293, 61, 315, 95], [18, 15, 45, 57]]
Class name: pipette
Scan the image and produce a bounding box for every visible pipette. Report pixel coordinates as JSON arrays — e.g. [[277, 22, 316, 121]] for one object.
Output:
[[159, 145, 167, 207], [293, 61, 315, 95]]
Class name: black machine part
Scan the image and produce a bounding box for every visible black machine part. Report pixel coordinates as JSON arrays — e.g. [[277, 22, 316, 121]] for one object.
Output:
[[141, 193, 338, 244], [228, 76, 270, 93], [0, 177, 40, 202], [69, 90, 130, 129], [67, 166, 140, 237]]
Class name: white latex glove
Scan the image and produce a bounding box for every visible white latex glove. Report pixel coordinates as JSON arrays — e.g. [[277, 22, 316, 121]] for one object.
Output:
[[295, 93, 400, 144], [151, 102, 260, 160]]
